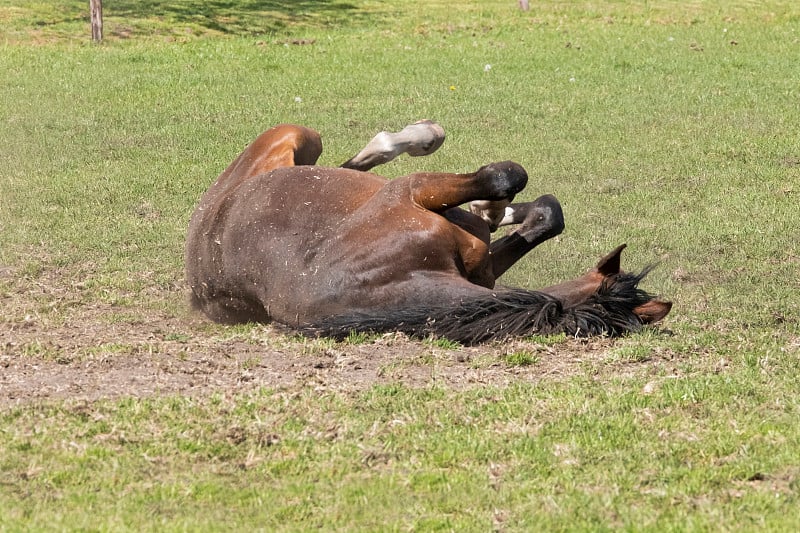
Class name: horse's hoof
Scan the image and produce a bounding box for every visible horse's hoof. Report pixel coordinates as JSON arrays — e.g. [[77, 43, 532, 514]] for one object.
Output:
[[476, 161, 528, 200], [516, 194, 565, 243], [405, 120, 446, 157]]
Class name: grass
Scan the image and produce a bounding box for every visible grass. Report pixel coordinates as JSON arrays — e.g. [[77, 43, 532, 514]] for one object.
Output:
[[2, 0, 800, 530], [504, 350, 539, 367], [3, 380, 798, 530]]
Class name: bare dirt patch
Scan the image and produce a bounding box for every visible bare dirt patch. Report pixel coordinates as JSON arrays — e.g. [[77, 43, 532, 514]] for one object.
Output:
[[0, 268, 674, 408]]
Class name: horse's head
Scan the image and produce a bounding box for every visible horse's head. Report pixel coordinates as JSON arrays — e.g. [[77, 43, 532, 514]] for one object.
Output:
[[540, 244, 672, 325]]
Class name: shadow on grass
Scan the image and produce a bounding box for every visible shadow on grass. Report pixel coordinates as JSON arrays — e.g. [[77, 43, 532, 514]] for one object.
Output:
[[109, 0, 378, 35], [3, 0, 389, 42]]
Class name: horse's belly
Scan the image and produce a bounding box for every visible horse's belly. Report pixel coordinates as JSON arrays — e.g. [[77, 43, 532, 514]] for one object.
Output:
[[204, 167, 384, 321]]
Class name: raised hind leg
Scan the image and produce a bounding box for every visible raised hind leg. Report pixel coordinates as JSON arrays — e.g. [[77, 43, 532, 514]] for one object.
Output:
[[203, 124, 324, 201], [341, 120, 446, 171], [220, 124, 323, 180], [340, 120, 526, 213]]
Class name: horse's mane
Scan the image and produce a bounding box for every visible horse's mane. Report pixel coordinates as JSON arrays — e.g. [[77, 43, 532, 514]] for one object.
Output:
[[301, 269, 657, 345]]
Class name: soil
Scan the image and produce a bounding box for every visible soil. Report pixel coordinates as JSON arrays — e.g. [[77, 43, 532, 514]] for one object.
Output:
[[0, 266, 663, 408]]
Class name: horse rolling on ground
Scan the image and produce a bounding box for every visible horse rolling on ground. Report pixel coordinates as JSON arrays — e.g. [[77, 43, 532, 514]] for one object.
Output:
[[186, 121, 672, 345]]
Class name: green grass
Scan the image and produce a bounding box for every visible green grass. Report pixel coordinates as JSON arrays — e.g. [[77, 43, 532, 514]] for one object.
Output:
[[504, 349, 539, 367], [2, 0, 800, 530], [3, 381, 798, 530]]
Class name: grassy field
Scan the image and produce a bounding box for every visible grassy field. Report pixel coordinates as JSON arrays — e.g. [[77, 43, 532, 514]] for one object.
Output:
[[2, 0, 800, 530]]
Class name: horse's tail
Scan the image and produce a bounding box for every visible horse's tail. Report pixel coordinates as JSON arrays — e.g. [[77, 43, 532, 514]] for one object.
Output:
[[300, 269, 659, 345]]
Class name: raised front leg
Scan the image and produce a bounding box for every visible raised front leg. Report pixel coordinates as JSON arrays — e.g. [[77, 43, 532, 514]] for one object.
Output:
[[341, 120, 446, 171], [489, 195, 565, 279], [391, 161, 529, 213]]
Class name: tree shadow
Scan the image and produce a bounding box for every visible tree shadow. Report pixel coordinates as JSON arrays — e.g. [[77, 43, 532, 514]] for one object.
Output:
[[3, 1, 392, 43], [108, 0, 377, 36]]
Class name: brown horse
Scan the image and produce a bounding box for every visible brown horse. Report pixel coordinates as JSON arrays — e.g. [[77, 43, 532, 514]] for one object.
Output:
[[186, 121, 671, 344]]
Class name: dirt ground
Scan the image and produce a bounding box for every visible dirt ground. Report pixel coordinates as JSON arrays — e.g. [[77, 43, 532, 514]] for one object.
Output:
[[0, 266, 670, 408]]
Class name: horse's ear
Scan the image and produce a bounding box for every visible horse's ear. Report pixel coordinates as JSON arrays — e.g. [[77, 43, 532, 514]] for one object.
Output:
[[633, 299, 672, 324], [596, 243, 627, 276]]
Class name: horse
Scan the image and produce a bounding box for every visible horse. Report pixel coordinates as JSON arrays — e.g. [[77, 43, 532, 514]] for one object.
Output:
[[186, 121, 671, 345]]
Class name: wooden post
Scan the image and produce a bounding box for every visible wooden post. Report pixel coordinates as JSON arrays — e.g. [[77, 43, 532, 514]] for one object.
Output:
[[90, 0, 103, 42]]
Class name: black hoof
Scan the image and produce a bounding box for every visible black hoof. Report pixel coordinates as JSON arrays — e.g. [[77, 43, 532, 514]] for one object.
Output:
[[515, 194, 565, 244], [476, 161, 528, 200]]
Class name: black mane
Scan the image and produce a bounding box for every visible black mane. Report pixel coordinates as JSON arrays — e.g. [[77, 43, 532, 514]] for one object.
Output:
[[301, 269, 656, 345]]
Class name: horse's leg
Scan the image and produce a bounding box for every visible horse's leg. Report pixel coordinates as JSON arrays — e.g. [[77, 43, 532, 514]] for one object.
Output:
[[388, 161, 529, 212], [468, 199, 512, 232], [488, 195, 565, 278], [341, 120, 445, 171], [199, 124, 323, 205], [470, 194, 570, 234], [339, 162, 524, 290], [219, 124, 323, 183]]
